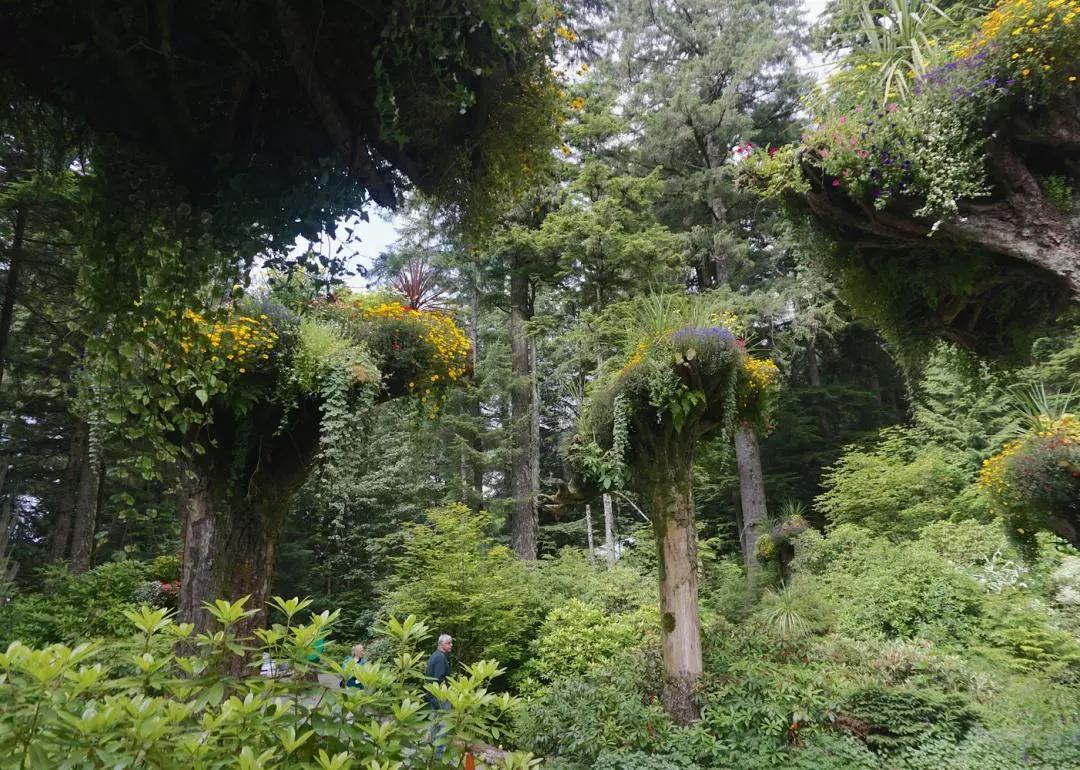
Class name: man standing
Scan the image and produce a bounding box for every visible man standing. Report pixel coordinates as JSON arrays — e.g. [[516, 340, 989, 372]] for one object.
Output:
[[425, 634, 453, 755], [425, 634, 453, 699]]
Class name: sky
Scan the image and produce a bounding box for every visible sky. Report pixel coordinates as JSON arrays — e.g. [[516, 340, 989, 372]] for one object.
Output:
[[294, 0, 834, 288]]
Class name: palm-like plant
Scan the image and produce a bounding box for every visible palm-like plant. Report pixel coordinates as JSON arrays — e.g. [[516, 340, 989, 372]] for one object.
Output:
[[828, 0, 982, 103], [392, 258, 449, 311], [759, 584, 811, 640], [1004, 380, 1075, 436]]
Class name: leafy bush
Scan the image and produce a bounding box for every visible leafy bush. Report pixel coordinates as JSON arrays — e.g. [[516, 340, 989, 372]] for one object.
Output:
[[0, 559, 164, 645], [817, 428, 982, 540], [837, 686, 981, 753], [0, 599, 536, 769], [811, 534, 984, 641], [592, 750, 697, 770], [516, 599, 657, 693], [527, 548, 653, 616], [384, 503, 532, 667], [515, 648, 671, 764], [978, 591, 1080, 680]]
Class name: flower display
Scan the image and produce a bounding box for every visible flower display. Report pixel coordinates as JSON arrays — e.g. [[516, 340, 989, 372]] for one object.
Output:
[[181, 309, 279, 374], [359, 301, 470, 402], [981, 414, 1080, 539], [749, 0, 1080, 226], [962, 0, 1080, 91]]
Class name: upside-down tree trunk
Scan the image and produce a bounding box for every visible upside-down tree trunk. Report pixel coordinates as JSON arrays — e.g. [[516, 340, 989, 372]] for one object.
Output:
[[509, 262, 537, 560], [177, 399, 321, 673], [734, 422, 767, 570], [638, 441, 702, 725]]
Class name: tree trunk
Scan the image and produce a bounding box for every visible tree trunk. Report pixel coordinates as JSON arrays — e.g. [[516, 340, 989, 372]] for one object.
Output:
[[177, 400, 321, 670], [639, 443, 702, 725], [734, 423, 767, 569], [509, 264, 537, 560], [178, 465, 292, 674], [584, 503, 594, 562], [467, 270, 484, 505], [806, 339, 832, 439], [68, 443, 104, 573], [50, 420, 88, 562], [0, 206, 27, 390], [603, 492, 616, 566]]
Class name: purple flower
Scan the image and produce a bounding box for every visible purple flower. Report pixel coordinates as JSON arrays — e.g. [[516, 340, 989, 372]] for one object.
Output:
[[671, 327, 736, 347]]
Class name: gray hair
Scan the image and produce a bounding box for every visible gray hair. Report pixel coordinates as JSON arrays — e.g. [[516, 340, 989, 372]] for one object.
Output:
[[438, 634, 452, 646], [352, 643, 365, 658]]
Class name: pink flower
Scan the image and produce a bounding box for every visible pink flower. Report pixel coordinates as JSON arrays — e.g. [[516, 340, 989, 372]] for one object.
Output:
[[887, 103, 899, 112], [838, 116, 846, 125], [768, 146, 778, 157], [831, 179, 841, 187]]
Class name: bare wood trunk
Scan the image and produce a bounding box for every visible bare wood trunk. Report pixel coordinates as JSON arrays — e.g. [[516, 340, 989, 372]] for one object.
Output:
[[734, 423, 767, 569], [178, 465, 289, 674], [806, 339, 832, 438], [509, 266, 537, 560], [468, 273, 484, 504], [603, 492, 616, 566], [640, 444, 702, 725], [584, 503, 594, 562], [0, 206, 27, 389]]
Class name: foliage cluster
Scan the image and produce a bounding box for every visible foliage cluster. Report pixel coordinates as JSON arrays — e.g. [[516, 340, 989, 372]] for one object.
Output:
[[0, 598, 535, 769], [572, 294, 779, 491], [753, 0, 1080, 224], [0, 557, 179, 647]]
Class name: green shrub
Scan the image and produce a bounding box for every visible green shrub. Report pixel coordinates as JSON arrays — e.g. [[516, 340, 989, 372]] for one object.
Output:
[[817, 428, 983, 540], [516, 599, 657, 693], [837, 686, 981, 753], [918, 520, 1014, 569], [978, 592, 1080, 680], [515, 648, 671, 764], [384, 503, 532, 667], [592, 750, 698, 770], [526, 548, 654, 617], [892, 724, 1080, 770], [0, 599, 537, 769], [0, 560, 156, 645], [823, 539, 984, 641]]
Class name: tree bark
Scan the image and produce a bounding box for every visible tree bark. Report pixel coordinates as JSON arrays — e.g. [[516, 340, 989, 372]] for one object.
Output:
[[0, 206, 27, 390], [50, 420, 89, 562], [176, 400, 321, 667], [509, 263, 537, 560], [584, 503, 595, 562], [734, 423, 767, 569], [178, 465, 293, 673], [639, 443, 702, 725], [467, 272, 484, 505], [68, 443, 104, 573], [603, 492, 617, 566]]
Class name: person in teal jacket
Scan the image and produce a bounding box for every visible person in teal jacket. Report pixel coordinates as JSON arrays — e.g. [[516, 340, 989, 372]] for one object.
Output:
[[340, 643, 365, 688]]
